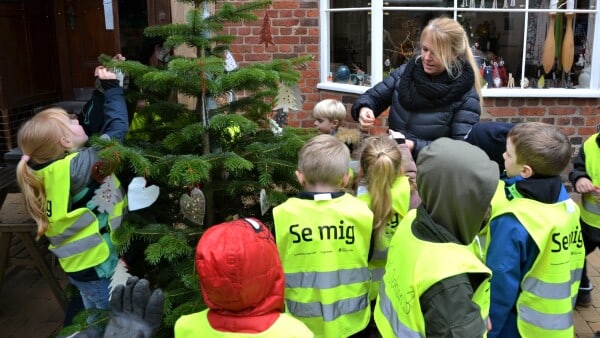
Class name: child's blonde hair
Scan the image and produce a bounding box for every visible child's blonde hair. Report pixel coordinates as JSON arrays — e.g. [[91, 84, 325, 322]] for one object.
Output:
[[311, 99, 347, 123], [360, 135, 404, 239], [508, 122, 572, 176], [298, 134, 350, 187], [16, 108, 73, 237]]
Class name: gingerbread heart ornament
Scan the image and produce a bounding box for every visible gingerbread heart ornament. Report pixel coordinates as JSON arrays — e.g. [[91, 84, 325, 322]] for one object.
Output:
[[180, 187, 206, 225]]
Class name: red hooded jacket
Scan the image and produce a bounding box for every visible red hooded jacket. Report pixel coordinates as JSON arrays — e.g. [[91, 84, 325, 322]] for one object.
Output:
[[195, 218, 285, 333]]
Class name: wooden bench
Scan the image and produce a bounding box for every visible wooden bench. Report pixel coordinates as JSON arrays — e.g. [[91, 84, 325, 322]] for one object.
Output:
[[0, 164, 67, 312]]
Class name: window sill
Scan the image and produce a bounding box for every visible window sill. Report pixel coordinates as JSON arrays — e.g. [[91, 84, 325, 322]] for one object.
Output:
[[317, 82, 600, 98]]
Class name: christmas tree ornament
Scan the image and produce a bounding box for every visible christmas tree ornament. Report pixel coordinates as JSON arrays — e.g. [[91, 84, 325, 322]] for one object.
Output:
[[260, 188, 270, 215], [127, 177, 160, 211], [273, 83, 303, 112], [90, 175, 122, 214], [224, 50, 238, 71], [180, 187, 206, 225], [269, 118, 283, 136], [259, 11, 274, 48]]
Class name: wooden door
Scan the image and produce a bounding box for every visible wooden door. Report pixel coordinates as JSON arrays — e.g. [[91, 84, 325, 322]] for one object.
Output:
[[62, 0, 120, 92]]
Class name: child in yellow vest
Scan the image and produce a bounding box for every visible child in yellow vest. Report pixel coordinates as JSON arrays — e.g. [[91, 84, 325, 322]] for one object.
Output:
[[569, 130, 600, 307], [174, 218, 313, 337], [486, 122, 584, 337], [356, 135, 418, 301], [272, 134, 374, 338]]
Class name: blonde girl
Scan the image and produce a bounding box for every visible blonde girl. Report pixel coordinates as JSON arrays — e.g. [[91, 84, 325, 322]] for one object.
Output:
[[357, 135, 417, 301], [16, 107, 127, 322]]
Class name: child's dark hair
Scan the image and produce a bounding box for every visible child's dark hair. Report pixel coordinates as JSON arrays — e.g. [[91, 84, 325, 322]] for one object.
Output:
[[508, 122, 572, 176]]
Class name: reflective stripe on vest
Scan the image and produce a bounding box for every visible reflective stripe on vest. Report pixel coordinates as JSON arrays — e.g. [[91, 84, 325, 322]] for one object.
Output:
[[46, 211, 96, 246], [374, 209, 491, 337], [285, 267, 370, 288], [494, 197, 583, 337], [286, 293, 369, 322], [49, 234, 104, 258], [377, 282, 423, 338], [581, 133, 600, 226]]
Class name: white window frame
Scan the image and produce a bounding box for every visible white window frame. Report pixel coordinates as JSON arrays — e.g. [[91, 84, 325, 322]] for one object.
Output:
[[317, 0, 600, 97]]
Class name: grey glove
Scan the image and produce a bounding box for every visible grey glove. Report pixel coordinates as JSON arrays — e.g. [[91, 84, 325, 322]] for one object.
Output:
[[103, 277, 164, 338]]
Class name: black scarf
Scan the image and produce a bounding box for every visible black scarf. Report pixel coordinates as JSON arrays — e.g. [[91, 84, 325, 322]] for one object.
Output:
[[398, 56, 475, 111]]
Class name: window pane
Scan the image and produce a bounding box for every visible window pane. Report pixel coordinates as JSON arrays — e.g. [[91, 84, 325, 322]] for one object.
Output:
[[330, 11, 372, 85], [331, 0, 370, 9], [529, 0, 595, 11], [384, 0, 454, 8], [382, 10, 452, 73], [460, 12, 525, 87], [525, 11, 594, 88]]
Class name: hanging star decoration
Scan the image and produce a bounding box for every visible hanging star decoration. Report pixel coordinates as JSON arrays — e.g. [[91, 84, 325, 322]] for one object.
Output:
[[259, 10, 274, 48]]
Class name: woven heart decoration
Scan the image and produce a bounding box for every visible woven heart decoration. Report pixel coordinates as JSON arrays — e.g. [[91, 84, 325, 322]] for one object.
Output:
[[180, 187, 206, 225]]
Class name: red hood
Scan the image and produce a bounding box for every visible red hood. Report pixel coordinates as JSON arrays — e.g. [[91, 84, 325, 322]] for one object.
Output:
[[195, 218, 284, 333]]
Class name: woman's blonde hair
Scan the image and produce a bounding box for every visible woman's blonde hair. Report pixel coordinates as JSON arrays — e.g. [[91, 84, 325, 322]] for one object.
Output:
[[420, 17, 483, 102], [16, 108, 72, 238], [360, 135, 403, 239]]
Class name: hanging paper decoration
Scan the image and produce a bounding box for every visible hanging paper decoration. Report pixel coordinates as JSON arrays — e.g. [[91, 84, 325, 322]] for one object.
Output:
[[273, 83, 303, 113], [269, 118, 283, 136], [180, 187, 206, 225], [90, 175, 121, 214], [260, 189, 271, 215], [259, 11, 274, 48], [127, 177, 160, 211], [224, 50, 238, 71]]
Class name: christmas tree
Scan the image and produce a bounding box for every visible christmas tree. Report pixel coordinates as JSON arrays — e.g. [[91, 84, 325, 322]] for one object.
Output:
[[75, 1, 313, 335]]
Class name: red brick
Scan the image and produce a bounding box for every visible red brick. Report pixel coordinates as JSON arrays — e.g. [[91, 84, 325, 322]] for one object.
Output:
[[245, 53, 271, 61], [519, 107, 545, 116], [561, 127, 576, 136], [549, 107, 577, 115], [272, 18, 300, 27], [581, 106, 600, 115], [238, 27, 251, 35], [557, 117, 571, 125], [494, 98, 510, 107], [486, 107, 517, 116], [273, 1, 300, 9], [510, 98, 525, 107], [279, 10, 294, 18], [273, 36, 300, 44], [578, 127, 596, 136], [585, 116, 600, 127]]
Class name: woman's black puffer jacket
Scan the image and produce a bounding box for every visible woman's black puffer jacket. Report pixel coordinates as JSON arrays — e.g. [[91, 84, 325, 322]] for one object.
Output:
[[351, 64, 481, 159]]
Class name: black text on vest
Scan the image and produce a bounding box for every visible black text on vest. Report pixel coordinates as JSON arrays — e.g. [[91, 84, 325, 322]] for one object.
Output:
[[551, 224, 583, 252], [289, 220, 355, 244], [46, 200, 52, 217]]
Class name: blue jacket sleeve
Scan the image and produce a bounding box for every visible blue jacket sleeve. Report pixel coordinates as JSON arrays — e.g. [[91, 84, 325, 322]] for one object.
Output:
[[486, 213, 538, 338], [101, 86, 129, 142]]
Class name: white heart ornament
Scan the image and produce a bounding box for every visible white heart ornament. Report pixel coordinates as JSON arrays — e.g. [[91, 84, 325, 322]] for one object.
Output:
[[260, 189, 270, 216], [127, 177, 160, 211]]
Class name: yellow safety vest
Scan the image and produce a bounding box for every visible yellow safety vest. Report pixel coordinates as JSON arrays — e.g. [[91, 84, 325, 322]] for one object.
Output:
[[273, 194, 373, 338], [473, 180, 509, 261], [358, 176, 411, 301], [38, 153, 127, 272], [580, 133, 600, 227], [174, 310, 315, 338], [495, 197, 583, 338], [374, 209, 492, 338]]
